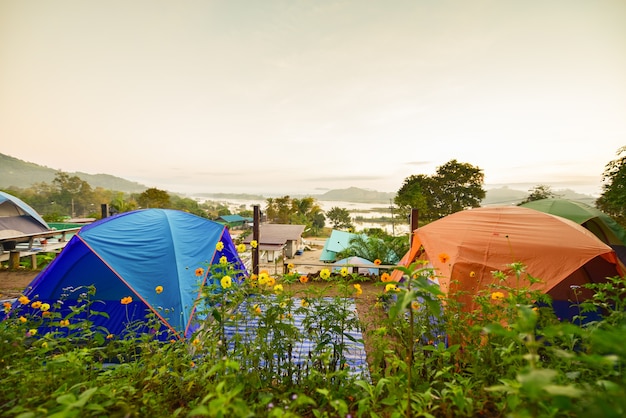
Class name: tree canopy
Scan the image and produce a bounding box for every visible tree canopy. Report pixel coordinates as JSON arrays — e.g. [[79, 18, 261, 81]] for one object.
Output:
[[394, 159, 485, 224], [596, 146, 626, 227]]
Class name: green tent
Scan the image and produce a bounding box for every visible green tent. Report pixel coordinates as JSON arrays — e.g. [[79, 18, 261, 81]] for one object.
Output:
[[521, 198, 626, 265]]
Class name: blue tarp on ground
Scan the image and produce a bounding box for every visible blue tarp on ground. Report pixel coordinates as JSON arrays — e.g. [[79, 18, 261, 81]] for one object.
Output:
[[13, 209, 247, 340], [223, 297, 369, 379]]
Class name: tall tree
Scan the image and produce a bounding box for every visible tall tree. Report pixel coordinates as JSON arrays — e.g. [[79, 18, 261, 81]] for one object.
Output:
[[326, 207, 354, 230], [596, 146, 626, 227], [137, 188, 171, 209], [395, 160, 485, 224], [518, 184, 560, 205]]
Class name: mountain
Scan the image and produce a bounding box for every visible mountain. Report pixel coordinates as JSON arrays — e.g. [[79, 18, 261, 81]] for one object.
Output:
[[0, 153, 147, 193], [315, 187, 396, 203]]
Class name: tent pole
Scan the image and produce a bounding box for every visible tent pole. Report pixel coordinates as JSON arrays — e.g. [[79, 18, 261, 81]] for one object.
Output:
[[253, 205, 260, 275]]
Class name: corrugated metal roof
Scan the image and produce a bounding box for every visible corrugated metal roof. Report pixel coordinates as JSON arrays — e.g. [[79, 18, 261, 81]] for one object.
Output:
[[244, 224, 305, 245]]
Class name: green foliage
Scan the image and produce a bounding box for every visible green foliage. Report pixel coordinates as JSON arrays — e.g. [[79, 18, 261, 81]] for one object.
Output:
[[264, 196, 325, 235], [326, 206, 354, 230], [597, 146, 626, 227], [336, 230, 406, 265], [136, 187, 171, 209], [394, 159, 486, 224], [3, 258, 626, 417]]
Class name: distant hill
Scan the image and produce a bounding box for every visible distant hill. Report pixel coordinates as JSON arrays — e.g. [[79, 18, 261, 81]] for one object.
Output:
[[482, 186, 596, 206], [315, 187, 396, 203], [0, 153, 147, 193]]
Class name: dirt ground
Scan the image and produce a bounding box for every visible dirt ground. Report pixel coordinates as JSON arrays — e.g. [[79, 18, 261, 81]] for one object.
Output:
[[0, 241, 387, 366]]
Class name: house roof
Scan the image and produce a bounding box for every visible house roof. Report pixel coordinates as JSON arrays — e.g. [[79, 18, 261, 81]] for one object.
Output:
[[244, 224, 305, 245], [218, 214, 247, 223]]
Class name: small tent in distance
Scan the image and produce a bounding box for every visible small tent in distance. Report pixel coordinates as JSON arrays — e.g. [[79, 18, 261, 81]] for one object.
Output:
[[393, 206, 625, 320], [15, 209, 247, 340], [0, 191, 50, 249], [521, 198, 626, 265]]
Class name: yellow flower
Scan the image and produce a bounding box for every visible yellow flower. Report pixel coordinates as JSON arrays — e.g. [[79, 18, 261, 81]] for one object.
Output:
[[42, 341, 48, 348], [28, 329, 37, 336], [438, 253, 450, 264], [380, 273, 392, 283], [31, 301, 42, 309], [385, 283, 398, 293], [40, 303, 50, 312], [274, 284, 284, 293], [106, 334, 114, 339], [121, 296, 133, 305], [221, 276, 233, 289], [236, 243, 247, 253], [192, 338, 200, 346], [287, 263, 295, 271], [266, 277, 276, 287], [353, 284, 362, 296], [258, 272, 269, 285], [155, 285, 164, 294], [253, 304, 261, 315], [18, 296, 30, 305], [250, 240, 258, 249], [320, 269, 331, 280], [491, 291, 505, 300], [59, 319, 70, 327], [216, 241, 224, 251], [469, 271, 476, 278], [249, 274, 258, 281], [340, 267, 349, 277], [19, 316, 27, 323], [300, 299, 309, 307], [195, 267, 205, 277], [374, 259, 382, 266], [299, 275, 309, 284], [219, 256, 228, 265]]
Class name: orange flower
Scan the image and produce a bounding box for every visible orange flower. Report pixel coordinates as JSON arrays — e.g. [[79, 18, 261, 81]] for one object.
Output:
[[380, 273, 392, 283], [31, 301, 42, 309], [59, 319, 70, 327], [491, 292, 505, 300], [438, 253, 450, 264], [374, 259, 382, 265], [155, 285, 164, 294], [18, 296, 30, 305], [195, 268, 205, 277], [299, 275, 309, 284], [353, 284, 363, 296], [120, 296, 133, 305]]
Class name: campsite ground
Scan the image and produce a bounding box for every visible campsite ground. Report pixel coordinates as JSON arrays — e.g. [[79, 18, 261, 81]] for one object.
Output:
[[0, 239, 387, 366]]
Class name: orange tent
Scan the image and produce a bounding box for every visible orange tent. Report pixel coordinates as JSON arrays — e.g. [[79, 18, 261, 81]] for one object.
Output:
[[393, 206, 625, 314]]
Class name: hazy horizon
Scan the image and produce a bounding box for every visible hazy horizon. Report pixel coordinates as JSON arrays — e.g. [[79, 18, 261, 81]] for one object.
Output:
[[1, 1, 624, 198]]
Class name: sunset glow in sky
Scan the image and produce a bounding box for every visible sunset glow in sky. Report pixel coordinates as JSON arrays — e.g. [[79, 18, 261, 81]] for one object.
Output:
[[1, 1, 624, 196]]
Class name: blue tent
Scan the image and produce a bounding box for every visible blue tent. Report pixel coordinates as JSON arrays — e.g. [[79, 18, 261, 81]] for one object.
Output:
[[17, 209, 247, 340]]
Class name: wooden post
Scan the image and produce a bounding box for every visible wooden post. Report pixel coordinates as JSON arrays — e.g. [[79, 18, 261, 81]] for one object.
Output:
[[252, 205, 260, 275], [410, 209, 419, 250], [9, 251, 20, 269], [101, 204, 109, 219]]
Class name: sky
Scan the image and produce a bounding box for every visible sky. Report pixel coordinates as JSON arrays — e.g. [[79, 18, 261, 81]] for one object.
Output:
[[1, 1, 625, 197]]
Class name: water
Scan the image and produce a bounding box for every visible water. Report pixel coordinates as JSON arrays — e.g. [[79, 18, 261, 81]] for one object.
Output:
[[193, 197, 409, 235]]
